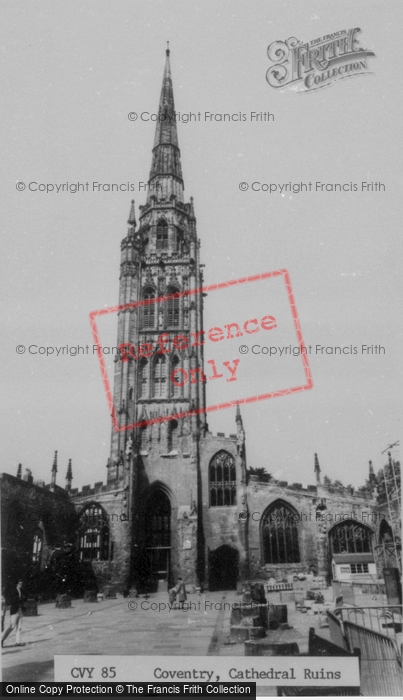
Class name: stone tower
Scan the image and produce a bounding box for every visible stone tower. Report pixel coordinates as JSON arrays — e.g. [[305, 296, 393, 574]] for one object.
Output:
[[107, 46, 207, 589]]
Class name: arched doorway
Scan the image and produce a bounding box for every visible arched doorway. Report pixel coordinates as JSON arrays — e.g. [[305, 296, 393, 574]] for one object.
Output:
[[144, 489, 171, 589], [208, 545, 239, 591]]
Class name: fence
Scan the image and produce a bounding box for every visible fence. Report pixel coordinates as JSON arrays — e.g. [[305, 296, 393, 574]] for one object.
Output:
[[266, 577, 326, 593], [343, 619, 402, 696], [335, 605, 402, 649], [266, 582, 293, 592]]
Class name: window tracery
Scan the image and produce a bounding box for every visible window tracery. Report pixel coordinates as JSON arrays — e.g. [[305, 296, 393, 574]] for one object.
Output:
[[330, 520, 372, 554], [142, 288, 156, 329], [209, 451, 236, 506], [78, 505, 109, 561], [156, 220, 168, 250], [153, 356, 167, 398], [262, 501, 300, 564]]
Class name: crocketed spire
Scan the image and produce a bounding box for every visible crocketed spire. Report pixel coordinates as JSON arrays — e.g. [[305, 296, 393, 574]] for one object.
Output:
[[148, 46, 183, 194]]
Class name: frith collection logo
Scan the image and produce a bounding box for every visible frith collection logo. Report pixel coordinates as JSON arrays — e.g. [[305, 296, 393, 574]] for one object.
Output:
[[266, 28, 375, 92]]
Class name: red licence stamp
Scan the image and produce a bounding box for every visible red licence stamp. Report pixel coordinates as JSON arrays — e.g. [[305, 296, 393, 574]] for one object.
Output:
[[89, 269, 313, 431]]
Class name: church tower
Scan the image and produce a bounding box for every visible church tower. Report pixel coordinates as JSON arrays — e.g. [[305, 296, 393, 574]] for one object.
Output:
[[108, 45, 206, 475], [107, 46, 207, 588]]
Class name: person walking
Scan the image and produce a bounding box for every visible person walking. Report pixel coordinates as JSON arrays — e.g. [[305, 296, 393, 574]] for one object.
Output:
[[1, 580, 26, 647]]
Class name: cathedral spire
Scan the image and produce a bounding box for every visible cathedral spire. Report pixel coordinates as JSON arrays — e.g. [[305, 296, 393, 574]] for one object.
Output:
[[148, 46, 183, 194]]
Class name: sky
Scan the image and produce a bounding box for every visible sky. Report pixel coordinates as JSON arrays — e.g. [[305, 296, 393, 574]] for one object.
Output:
[[1, 0, 402, 491]]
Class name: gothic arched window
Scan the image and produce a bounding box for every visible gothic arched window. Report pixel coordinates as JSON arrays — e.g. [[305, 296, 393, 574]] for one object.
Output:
[[142, 288, 156, 329], [166, 287, 180, 328], [78, 505, 109, 561], [209, 451, 237, 507], [156, 220, 168, 250], [329, 520, 372, 555], [262, 501, 300, 564], [138, 359, 149, 399], [153, 356, 167, 398], [32, 529, 43, 565]]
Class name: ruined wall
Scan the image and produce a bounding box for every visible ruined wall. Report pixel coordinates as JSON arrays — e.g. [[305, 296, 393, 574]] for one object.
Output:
[[1, 473, 77, 587], [199, 432, 246, 586], [71, 479, 130, 591], [138, 445, 199, 584], [246, 477, 378, 581]]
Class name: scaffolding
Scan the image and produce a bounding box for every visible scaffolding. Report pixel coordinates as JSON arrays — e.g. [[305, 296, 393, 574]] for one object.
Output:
[[375, 445, 401, 574]]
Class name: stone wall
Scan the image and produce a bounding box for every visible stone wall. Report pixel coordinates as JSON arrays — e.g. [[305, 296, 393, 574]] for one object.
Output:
[[0, 473, 77, 587], [199, 432, 245, 586], [246, 477, 378, 582], [72, 480, 130, 591]]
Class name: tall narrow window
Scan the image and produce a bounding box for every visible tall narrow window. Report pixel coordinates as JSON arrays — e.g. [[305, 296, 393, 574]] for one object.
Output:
[[176, 228, 184, 253], [209, 451, 237, 506], [262, 501, 300, 564], [142, 289, 156, 329], [154, 356, 167, 398], [138, 359, 149, 399], [166, 287, 180, 328], [171, 356, 181, 398], [156, 220, 168, 250], [140, 426, 148, 451], [169, 420, 179, 451]]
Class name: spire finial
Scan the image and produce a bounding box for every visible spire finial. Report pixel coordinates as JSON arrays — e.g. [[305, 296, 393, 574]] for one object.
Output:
[[51, 450, 58, 486], [52, 450, 58, 473], [314, 453, 321, 485], [65, 458, 73, 491], [166, 41, 170, 57], [127, 199, 136, 228]]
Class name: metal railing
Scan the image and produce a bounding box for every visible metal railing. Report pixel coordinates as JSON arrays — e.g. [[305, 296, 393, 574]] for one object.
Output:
[[266, 582, 293, 591], [343, 619, 402, 696], [335, 605, 402, 650]]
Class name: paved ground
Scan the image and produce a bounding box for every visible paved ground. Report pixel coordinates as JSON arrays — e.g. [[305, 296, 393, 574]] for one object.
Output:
[[1, 588, 333, 694], [2, 591, 231, 682]]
